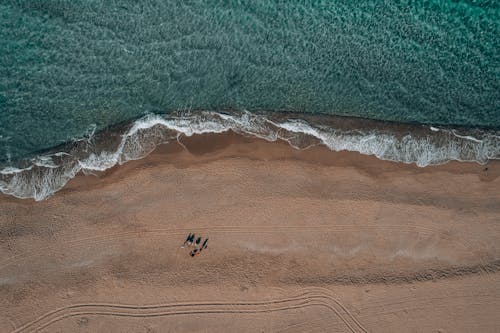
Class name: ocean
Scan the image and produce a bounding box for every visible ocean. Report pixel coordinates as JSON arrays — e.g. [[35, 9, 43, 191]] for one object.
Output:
[[1, 1, 499, 200]]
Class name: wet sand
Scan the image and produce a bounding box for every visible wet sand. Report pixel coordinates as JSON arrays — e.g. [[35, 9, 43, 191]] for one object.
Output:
[[1, 132, 499, 332]]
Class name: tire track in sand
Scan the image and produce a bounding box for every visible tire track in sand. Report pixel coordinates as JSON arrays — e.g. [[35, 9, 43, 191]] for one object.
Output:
[[11, 290, 368, 333]]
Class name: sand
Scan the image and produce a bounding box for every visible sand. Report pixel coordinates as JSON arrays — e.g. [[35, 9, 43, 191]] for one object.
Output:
[[1, 132, 499, 333]]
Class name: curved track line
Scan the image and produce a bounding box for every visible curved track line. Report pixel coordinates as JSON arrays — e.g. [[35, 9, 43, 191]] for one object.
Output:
[[12, 293, 324, 332], [13, 293, 319, 332], [304, 287, 368, 333], [12, 292, 366, 333], [28, 302, 353, 333]]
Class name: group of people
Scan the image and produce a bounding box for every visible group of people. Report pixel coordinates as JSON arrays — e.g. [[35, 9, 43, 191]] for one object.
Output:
[[181, 233, 208, 257]]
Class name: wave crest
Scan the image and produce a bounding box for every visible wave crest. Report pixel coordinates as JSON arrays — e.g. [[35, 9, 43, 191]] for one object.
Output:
[[1, 110, 499, 201]]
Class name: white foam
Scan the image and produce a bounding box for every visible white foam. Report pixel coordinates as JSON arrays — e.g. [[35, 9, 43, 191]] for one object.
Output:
[[1, 110, 499, 201], [0, 166, 33, 175], [450, 130, 483, 143], [32, 156, 58, 169]]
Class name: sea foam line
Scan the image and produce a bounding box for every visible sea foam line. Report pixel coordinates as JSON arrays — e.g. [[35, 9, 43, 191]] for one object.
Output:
[[1, 110, 499, 201]]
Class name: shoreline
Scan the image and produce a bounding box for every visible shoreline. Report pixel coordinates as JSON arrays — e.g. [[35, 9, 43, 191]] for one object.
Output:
[[1, 110, 499, 201], [66, 131, 498, 192], [1, 133, 499, 332]]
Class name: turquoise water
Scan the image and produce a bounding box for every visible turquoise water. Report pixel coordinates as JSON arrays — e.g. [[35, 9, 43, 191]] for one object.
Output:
[[1, 0, 499, 162]]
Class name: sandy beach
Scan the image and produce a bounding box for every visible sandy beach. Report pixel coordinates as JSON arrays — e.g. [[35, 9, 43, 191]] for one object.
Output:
[[1, 132, 499, 333]]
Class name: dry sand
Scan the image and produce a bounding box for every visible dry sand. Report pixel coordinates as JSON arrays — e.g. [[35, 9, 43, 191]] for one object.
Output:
[[1, 132, 499, 332]]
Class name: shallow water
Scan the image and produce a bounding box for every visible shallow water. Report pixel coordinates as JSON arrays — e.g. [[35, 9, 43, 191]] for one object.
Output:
[[1, 1, 499, 163]]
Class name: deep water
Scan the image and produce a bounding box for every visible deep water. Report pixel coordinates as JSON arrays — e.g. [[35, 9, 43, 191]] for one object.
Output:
[[1, 0, 499, 162]]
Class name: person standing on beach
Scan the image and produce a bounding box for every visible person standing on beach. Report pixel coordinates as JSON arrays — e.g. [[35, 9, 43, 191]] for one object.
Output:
[[182, 233, 193, 248], [187, 234, 195, 247]]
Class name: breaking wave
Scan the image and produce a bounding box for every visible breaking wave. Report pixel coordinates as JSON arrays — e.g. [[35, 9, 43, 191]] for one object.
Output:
[[1, 110, 499, 201]]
